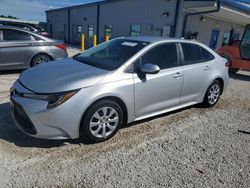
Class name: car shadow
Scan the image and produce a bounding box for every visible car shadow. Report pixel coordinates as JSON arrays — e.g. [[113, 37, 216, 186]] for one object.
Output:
[[0, 102, 80, 148], [229, 72, 250, 81], [0, 101, 196, 148], [125, 105, 193, 128]]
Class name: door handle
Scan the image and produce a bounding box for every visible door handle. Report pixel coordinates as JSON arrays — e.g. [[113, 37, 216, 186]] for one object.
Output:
[[204, 65, 210, 71], [173, 72, 183, 78]]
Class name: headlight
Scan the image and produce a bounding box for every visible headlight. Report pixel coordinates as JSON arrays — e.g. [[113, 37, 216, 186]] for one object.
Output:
[[22, 90, 79, 109]]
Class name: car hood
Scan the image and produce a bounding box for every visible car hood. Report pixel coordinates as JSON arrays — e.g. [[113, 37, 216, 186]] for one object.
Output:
[[19, 58, 108, 93]]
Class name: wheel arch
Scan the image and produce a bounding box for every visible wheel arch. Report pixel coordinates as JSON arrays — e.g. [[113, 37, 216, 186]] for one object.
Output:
[[214, 77, 224, 94], [79, 96, 128, 134], [30, 53, 53, 67], [202, 76, 225, 103]]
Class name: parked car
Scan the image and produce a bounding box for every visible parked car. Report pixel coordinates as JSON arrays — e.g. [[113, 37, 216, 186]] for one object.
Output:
[[10, 37, 229, 143], [0, 26, 68, 70], [0, 21, 48, 36]]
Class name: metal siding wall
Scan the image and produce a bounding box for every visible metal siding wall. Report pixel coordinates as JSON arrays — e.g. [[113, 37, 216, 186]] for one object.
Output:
[[47, 10, 68, 41], [186, 15, 245, 49], [175, 0, 185, 37], [69, 5, 98, 46], [99, 0, 177, 41]]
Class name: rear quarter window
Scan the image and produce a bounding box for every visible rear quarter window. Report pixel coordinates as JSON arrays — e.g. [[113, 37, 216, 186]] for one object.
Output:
[[181, 43, 214, 65], [201, 47, 215, 61]]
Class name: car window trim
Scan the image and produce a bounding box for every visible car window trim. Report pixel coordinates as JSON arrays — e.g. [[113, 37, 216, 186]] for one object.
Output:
[[179, 42, 214, 66], [126, 42, 181, 73], [2, 28, 33, 42], [200, 46, 215, 62]]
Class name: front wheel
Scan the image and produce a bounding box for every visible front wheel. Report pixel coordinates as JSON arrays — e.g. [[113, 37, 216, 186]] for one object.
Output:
[[202, 80, 222, 107], [80, 100, 123, 143]]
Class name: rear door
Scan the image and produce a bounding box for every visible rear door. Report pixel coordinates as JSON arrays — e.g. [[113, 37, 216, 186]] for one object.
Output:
[[179, 42, 215, 104], [0, 29, 37, 69]]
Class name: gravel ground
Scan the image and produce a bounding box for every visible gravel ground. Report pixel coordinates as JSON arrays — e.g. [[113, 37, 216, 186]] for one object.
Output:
[[0, 47, 249, 187]]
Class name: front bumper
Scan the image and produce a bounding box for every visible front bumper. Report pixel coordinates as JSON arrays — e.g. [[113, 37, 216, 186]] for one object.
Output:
[[10, 81, 89, 140]]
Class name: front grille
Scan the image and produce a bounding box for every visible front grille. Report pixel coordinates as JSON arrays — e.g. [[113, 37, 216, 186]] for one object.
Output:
[[12, 101, 37, 135]]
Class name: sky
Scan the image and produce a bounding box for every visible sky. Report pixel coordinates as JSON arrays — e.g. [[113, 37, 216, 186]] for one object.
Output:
[[0, 0, 101, 22]]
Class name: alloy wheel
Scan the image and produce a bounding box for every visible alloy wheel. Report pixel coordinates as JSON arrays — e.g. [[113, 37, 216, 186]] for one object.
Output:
[[208, 83, 220, 105], [89, 107, 119, 138], [34, 55, 50, 65]]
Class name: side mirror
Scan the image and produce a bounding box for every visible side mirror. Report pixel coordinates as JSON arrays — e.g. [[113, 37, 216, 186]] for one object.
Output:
[[140, 63, 160, 74]]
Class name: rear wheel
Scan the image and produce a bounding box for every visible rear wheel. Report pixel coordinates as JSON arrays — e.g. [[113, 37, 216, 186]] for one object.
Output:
[[31, 54, 52, 67], [202, 80, 222, 107], [80, 99, 123, 143]]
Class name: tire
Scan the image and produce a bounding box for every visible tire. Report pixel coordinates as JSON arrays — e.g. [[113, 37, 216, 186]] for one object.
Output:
[[229, 68, 240, 74], [202, 80, 222, 108], [31, 54, 52, 67], [80, 99, 123, 143]]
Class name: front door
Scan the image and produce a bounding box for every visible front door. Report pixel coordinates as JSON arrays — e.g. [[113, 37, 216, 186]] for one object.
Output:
[[209, 29, 220, 49], [134, 43, 183, 119]]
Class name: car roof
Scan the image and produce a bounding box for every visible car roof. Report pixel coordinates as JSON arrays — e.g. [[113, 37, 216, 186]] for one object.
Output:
[[0, 22, 38, 30], [120, 36, 217, 57], [123, 36, 192, 44], [123, 36, 172, 43], [0, 25, 32, 31], [122, 36, 212, 49]]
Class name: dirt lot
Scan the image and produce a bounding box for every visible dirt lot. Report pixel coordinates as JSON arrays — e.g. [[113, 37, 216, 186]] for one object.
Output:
[[0, 48, 249, 187]]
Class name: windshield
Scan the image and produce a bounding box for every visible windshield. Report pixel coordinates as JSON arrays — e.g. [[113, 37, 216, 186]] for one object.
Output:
[[74, 39, 149, 70]]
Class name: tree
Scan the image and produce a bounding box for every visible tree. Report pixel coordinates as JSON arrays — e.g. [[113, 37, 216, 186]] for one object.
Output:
[[0, 15, 18, 19]]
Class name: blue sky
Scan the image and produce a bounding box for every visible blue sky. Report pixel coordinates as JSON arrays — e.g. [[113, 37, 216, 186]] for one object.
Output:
[[0, 0, 102, 22]]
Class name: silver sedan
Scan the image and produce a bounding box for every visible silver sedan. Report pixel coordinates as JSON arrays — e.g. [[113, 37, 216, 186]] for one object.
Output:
[[0, 26, 68, 70], [10, 37, 229, 143]]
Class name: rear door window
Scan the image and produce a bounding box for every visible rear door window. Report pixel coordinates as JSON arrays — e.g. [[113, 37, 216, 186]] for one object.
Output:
[[141, 43, 178, 70], [181, 43, 202, 65], [2, 29, 32, 41]]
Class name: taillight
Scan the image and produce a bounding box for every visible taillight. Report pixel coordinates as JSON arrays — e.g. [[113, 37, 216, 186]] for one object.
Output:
[[225, 61, 230, 67], [55, 44, 67, 51]]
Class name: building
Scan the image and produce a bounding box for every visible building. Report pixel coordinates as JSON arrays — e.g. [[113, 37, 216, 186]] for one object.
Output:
[[46, 0, 250, 49]]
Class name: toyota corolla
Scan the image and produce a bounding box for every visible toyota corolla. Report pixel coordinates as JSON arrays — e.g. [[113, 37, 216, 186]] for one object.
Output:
[[10, 37, 229, 143]]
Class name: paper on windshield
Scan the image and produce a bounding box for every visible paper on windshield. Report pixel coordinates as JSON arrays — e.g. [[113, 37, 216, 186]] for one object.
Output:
[[121, 42, 138, 47]]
